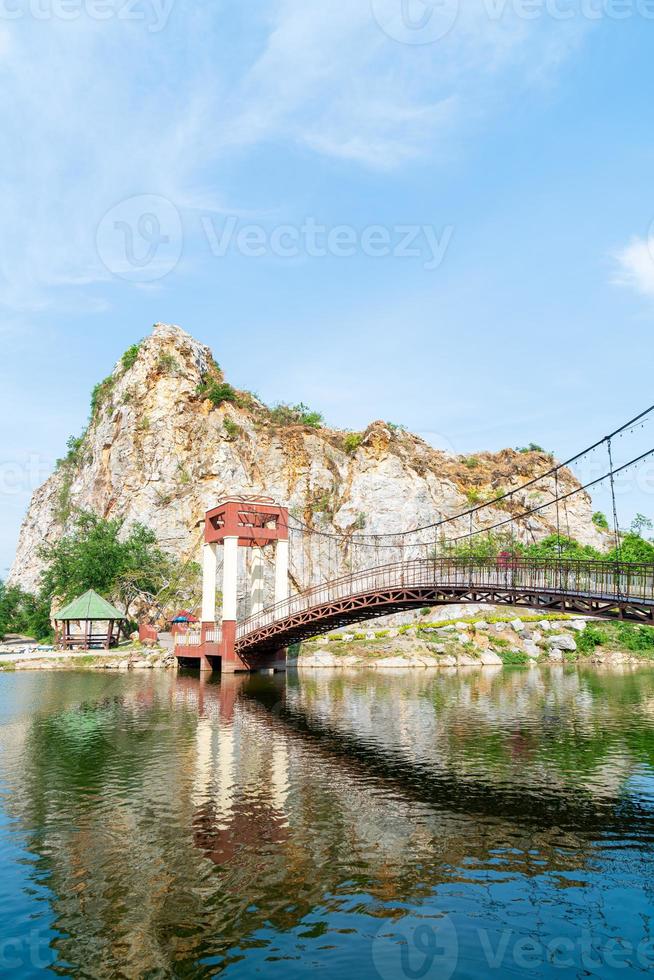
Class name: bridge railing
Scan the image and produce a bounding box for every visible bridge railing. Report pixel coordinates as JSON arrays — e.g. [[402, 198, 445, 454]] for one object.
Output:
[[236, 557, 654, 640], [174, 626, 223, 649]]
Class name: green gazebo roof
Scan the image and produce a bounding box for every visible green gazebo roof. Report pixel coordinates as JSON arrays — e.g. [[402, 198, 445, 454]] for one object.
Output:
[[55, 589, 126, 622]]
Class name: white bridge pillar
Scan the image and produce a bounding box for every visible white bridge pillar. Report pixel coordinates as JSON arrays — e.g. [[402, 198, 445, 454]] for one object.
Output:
[[250, 546, 265, 615], [201, 543, 218, 623], [222, 535, 239, 623], [275, 539, 289, 607]]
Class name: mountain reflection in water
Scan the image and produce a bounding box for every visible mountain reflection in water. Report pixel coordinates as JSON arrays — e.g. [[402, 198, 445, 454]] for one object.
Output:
[[0, 666, 653, 978]]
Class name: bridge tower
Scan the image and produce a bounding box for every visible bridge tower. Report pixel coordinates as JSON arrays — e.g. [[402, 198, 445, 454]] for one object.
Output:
[[198, 496, 289, 673]]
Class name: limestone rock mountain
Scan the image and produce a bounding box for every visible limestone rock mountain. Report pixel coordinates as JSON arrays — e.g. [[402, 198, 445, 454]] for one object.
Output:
[[9, 323, 608, 595]]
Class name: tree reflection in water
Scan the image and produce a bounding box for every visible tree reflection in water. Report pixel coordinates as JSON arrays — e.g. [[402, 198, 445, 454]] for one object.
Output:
[[0, 666, 653, 978]]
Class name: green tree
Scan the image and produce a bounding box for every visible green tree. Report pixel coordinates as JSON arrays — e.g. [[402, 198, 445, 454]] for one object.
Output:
[[631, 513, 653, 537], [38, 512, 197, 617], [521, 535, 603, 561], [608, 533, 654, 564], [0, 581, 52, 641]]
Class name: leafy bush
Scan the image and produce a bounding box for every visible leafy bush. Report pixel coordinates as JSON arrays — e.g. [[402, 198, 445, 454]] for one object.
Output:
[[121, 343, 141, 372], [56, 434, 85, 470], [577, 625, 606, 654], [463, 457, 479, 469], [156, 352, 179, 374], [269, 402, 323, 428], [497, 648, 529, 665], [310, 490, 334, 517], [614, 623, 654, 654], [386, 422, 407, 432], [517, 443, 546, 454], [90, 376, 116, 417], [343, 432, 363, 454], [198, 380, 239, 408], [593, 511, 609, 530], [223, 418, 241, 441], [466, 488, 483, 505]]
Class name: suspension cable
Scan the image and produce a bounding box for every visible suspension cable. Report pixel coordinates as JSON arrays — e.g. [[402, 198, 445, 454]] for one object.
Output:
[[284, 401, 654, 544]]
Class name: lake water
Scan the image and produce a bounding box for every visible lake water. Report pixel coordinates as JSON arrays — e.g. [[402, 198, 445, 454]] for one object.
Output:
[[1, 666, 654, 979]]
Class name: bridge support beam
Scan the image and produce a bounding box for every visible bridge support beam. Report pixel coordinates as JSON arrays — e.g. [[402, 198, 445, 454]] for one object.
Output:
[[250, 546, 265, 615], [183, 498, 291, 674], [222, 536, 239, 621], [201, 543, 218, 623], [275, 539, 289, 606]]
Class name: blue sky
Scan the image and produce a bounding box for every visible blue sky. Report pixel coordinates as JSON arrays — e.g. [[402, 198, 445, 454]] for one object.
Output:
[[2, 0, 654, 573]]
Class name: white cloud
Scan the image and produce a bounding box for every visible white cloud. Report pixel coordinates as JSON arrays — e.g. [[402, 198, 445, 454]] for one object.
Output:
[[613, 238, 654, 298], [226, 0, 587, 168], [0, 1, 589, 313]]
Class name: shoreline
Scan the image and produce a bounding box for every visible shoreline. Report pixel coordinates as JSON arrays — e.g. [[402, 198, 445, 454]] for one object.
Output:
[[2, 614, 654, 673]]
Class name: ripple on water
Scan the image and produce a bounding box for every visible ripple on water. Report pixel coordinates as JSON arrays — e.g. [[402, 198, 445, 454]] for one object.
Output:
[[0, 667, 653, 977]]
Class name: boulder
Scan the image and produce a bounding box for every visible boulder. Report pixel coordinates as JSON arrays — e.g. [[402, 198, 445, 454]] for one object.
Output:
[[549, 649, 564, 663], [538, 621, 553, 631], [437, 655, 457, 667], [523, 641, 541, 659], [479, 650, 503, 666], [298, 651, 341, 668], [547, 633, 577, 652], [374, 656, 413, 668], [474, 621, 489, 631], [457, 653, 480, 667], [510, 619, 525, 632], [568, 620, 588, 632]]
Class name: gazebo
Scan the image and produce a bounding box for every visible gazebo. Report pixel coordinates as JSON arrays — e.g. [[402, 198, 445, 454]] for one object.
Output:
[[54, 590, 127, 651]]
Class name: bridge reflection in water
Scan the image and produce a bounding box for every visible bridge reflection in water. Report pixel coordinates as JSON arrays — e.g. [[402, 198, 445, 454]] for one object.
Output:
[[1, 668, 654, 977]]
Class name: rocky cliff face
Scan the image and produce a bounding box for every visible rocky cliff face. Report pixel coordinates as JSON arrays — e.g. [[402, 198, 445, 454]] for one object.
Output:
[[9, 323, 607, 594]]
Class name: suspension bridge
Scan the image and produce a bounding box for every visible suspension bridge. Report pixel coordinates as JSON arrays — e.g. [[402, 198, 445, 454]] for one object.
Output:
[[174, 404, 654, 672]]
